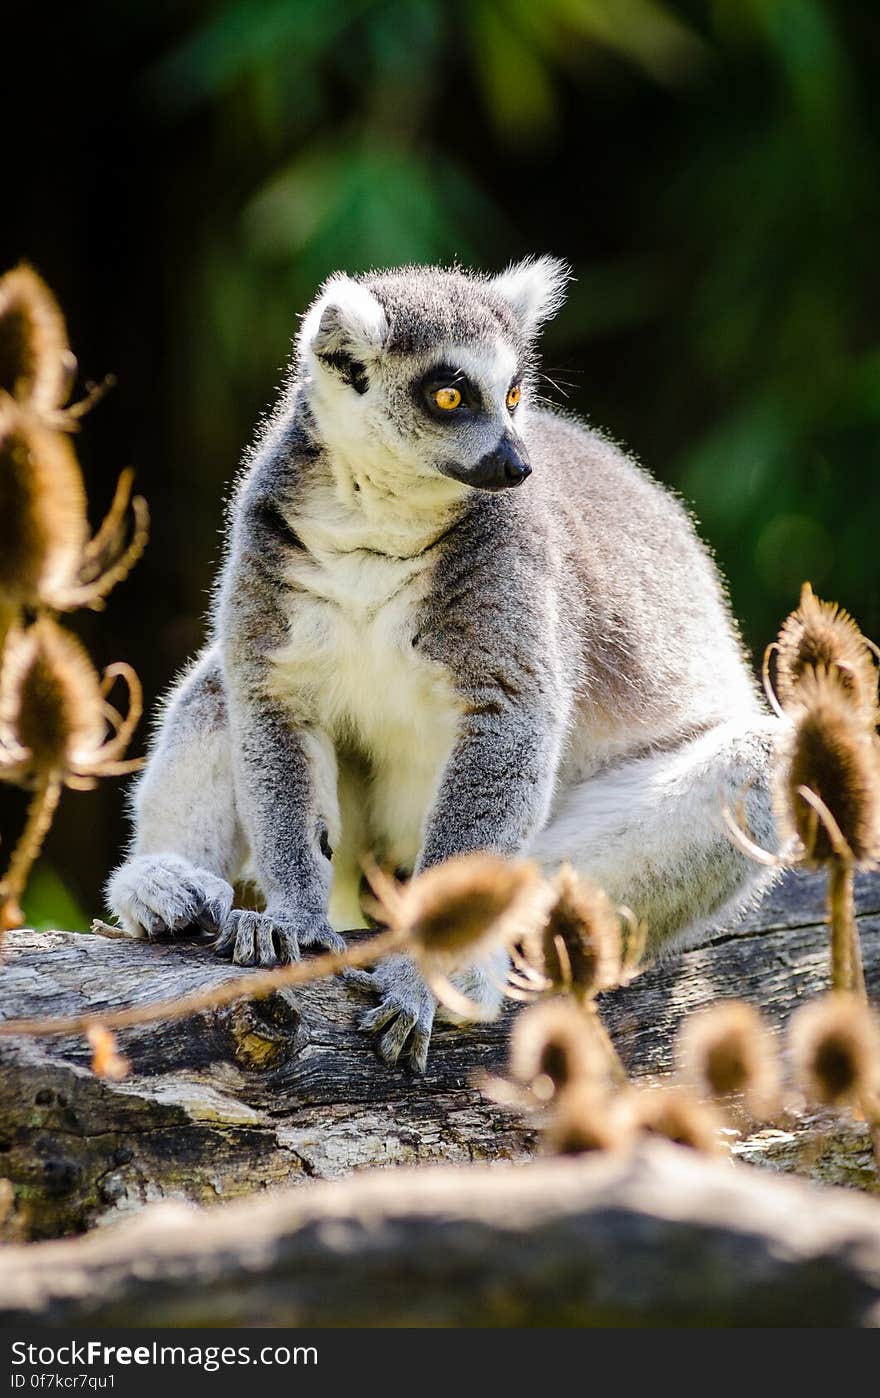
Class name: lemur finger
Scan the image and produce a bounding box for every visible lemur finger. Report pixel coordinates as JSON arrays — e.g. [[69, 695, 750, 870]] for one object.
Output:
[[256, 920, 282, 966], [195, 900, 229, 935], [212, 920, 237, 957], [377, 1009, 419, 1065], [342, 967, 378, 992], [229, 911, 259, 966], [408, 1023, 432, 1076], [137, 907, 171, 939], [193, 875, 234, 934], [357, 1002, 399, 1034]]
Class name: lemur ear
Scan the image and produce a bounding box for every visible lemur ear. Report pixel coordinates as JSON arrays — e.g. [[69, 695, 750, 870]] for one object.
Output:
[[299, 274, 388, 392], [489, 255, 570, 337]]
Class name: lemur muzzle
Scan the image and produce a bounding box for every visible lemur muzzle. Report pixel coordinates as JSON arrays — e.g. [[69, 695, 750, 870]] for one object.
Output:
[[472, 434, 532, 491]]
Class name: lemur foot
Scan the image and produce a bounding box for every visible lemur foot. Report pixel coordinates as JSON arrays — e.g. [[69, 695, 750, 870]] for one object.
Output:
[[213, 908, 346, 966], [347, 950, 508, 1074], [346, 955, 437, 1074], [106, 853, 234, 939]]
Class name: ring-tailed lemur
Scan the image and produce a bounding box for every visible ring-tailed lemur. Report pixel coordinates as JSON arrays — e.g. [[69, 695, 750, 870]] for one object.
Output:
[[107, 257, 779, 1072]]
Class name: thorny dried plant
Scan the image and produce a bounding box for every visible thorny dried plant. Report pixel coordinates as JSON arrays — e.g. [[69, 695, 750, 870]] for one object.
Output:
[[728, 587, 880, 1000], [0, 619, 142, 930], [86, 1024, 130, 1081], [767, 582, 879, 723], [505, 863, 646, 1088], [0, 263, 147, 934], [362, 852, 548, 1016], [542, 1082, 633, 1156], [503, 1000, 725, 1158], [675, 1001, 781, 1119], [789, 994, 880, 1109], [790, 993, 880, 1169], [508, 997, 608, 1101], [623, 1086, 724, 1155], [0, 264, 76, 419], [0, 400, 148, 615], [516, 863, 625, 1002]]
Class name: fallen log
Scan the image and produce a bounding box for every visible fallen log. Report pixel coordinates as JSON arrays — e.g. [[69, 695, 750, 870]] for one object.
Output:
[[1, 1143, 879, 1326], [0, 868, 878, 1240]]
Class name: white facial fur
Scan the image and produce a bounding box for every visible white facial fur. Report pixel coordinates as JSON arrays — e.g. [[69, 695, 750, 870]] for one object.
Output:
[[296, 262, 563, 520]]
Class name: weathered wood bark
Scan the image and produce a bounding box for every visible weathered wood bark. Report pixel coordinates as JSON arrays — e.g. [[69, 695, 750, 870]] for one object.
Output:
[[2, 1143, 880, 1326], [0, 868, 878, 1240]]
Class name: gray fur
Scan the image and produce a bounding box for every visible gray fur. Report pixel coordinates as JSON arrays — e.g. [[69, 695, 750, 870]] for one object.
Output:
[[107, 257, 780, 1072]]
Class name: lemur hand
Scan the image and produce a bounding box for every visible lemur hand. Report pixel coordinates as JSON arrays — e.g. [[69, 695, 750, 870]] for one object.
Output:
[[213, 905, 346, 966], [347, 950, 508, 1074]]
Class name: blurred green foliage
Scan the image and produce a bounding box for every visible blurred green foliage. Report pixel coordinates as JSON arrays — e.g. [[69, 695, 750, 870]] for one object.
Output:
[[151, 0, 879, 651], [3, 0, 878, 917]]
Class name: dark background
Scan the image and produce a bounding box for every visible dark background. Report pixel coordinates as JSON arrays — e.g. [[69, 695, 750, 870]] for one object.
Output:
[[3, 0, 878, 927]]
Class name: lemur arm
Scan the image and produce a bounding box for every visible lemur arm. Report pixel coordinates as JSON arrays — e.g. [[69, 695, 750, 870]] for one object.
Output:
[[214, 472, 344, 965], [227, 690, 334, 918], [416, 699, 562, 872]]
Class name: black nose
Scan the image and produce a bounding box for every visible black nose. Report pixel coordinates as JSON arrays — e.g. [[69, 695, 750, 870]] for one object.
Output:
[[471, 436, 532, 491]]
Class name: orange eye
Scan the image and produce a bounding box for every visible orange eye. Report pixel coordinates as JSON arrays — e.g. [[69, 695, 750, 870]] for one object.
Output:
[[506, 384, 522, 411], [433, 386, 462, 411]]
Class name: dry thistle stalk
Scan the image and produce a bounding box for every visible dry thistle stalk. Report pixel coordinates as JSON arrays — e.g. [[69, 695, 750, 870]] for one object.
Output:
[[789, 994, 880, 1108], [0, 400, 148, 613], [768, 583, 879, 722], [676, 1000, 780, 1117], [509, 997, 607, 1101], [775, 669, 880, 995], [0, 263, 75, 417], [790, 993, 880, 1174], [625, 1086, 724, 1155], [543, 1082, 632, 1156], [0, 262, 147, 932], [364, 853, 545, 1014], [0, 618, 142, 929], [520, 863, 623, 1000], [86, 1024, 130, 1081], [513, 864, 632, 1084]]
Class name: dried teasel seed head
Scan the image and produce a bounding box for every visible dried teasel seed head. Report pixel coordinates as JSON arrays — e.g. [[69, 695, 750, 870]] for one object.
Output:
[[522, 864, 622, 999], [0, 618, 105, 779], [86, 1025, 130, 1081], [676, 1000, 780, 1115], [542, 1082, 632, 1156], [626, 1086, 723, 1154], [0, 263, 73, 414], [509, 998, 605, 1098], [372, 853, 544, 971], [775, 669, 880, 866], [789, 993, 880, 1107], [774, 584, 878, 720], [0, 400, 88, 605]]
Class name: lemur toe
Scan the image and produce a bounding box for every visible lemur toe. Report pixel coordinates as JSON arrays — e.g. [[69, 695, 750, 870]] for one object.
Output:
[[343, 967, 378, 992], [214, 908, 344, 966], [357, 1002, 398, 1033], [298, 920, 346, 954], [377, 1009, 421, 1066], [352, 954, 438, 1070], [219, 911, 292, 967], [409, 1025, 432, 1076]]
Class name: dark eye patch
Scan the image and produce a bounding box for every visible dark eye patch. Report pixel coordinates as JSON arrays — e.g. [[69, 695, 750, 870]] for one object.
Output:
[[415, 363, 482, 420]]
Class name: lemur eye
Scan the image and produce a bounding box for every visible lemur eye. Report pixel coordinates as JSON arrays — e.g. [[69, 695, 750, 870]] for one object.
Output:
[[506, 384, 522, 412], [433, 386, 462, 411]]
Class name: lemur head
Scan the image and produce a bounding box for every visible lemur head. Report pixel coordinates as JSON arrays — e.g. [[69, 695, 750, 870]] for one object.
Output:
[[296, 258, 569, 495]]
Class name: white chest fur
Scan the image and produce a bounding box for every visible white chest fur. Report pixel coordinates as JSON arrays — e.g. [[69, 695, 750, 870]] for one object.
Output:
[[267, 490, 463, 885]]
